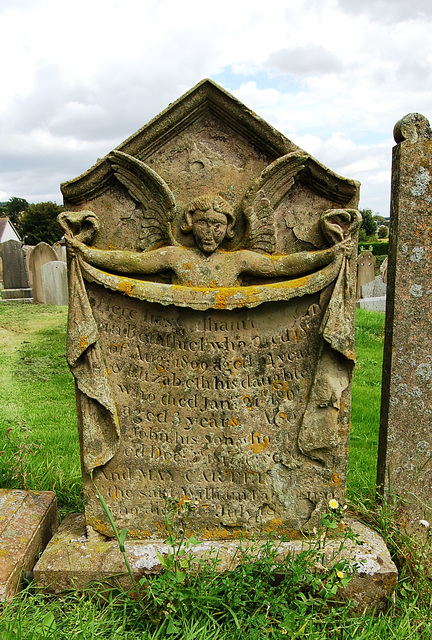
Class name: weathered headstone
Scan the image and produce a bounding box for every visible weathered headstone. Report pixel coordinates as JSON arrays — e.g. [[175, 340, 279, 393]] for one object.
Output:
[[41, 260, 68, 305], [52, 240, 67, 262], [380, 256, 388, 284], [29, 242, 58, 303], [377, 113, 432, 534], [34, 81, 397, 605], [0, 240, 32, 301], [23, 246, 34, 287], [356, 250, 376, 298], [360, 275, 386, 298], [56, 80, 361, 540]]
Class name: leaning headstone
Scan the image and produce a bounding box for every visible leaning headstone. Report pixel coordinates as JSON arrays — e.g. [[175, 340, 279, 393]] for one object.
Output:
[[41, 260, 68, 305], [360, 274, 386, 298], [29, 242, 58, 303], [52, 240, 67, 262], [34, 80, 396, 604], [356, 250, 376, 298], [23, 245, 34, 287], [0, 240, 32, 301], [0, 490, 57, 600], [377, 113, 432, 536], [380, 256, 388, 284]]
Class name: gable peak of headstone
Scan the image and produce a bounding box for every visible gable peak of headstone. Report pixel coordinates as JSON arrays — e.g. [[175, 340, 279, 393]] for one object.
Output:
[[61, 79, 359, 208]]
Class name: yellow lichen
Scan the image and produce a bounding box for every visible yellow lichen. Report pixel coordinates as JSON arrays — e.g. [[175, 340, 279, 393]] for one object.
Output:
[[119, 279, 135, 295], [249, 433, 270, 453], [331, 473, 343, 485]]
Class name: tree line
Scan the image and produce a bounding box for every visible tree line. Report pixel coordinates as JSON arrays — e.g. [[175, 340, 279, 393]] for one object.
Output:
[[359, 208, 389, 242], [0, 197, 63, 245]]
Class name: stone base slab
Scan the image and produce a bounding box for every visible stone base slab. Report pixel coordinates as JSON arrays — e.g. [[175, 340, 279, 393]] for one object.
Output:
[[0, 490, 58, 600], [1, 288, 33, 301], [356, 296, 386, 312], [34, 513, 397, 611]]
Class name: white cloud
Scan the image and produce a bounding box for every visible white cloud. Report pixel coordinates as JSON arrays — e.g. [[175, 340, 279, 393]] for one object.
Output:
[[0, 0, 430, 218]]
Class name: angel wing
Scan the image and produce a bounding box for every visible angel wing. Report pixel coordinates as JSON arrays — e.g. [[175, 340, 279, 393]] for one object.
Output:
[[241, 152, 310, 253], [108, 150, 177, 251], [320, 209, 362, 244]]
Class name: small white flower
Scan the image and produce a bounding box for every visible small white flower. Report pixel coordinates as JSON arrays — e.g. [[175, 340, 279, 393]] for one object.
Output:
[[329, 499, 339, 510], [420, 519, 430, 528]]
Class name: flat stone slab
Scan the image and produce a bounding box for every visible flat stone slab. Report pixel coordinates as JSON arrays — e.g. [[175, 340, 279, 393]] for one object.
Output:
[[0, 489, 58, 600], [356, 296, 386, 312], [1, 288, 33, 301], [34, 513, 397, 611]]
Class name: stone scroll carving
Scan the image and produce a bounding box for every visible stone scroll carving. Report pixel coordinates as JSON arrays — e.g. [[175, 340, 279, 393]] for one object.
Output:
[[60, 80, 360, 538]]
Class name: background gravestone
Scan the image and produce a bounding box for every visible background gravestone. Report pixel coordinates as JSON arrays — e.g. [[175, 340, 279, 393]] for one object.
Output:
[[377, 113, 432, 535], [29, 242, 58, 303], [356, 250, 376, 298], [41, 261, 68, 305], [380, 256, 388, 284], [58, 80, 361, 541], [52, 240, 66, 262], [0, 240, 29, 290], [0, 240, 32, 301], [23, 246, 34, 287], [360, 275, 386, 299]]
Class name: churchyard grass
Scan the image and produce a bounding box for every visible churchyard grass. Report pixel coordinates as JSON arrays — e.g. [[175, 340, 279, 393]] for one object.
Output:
[[1, 304, 432, 638], [0, 303, 82, 517]]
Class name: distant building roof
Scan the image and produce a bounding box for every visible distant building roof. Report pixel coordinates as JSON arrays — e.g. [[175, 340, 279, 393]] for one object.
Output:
[[0, 217, 21, 243]]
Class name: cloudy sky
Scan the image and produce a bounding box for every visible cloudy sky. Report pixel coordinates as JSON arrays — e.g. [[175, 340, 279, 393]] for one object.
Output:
[[1, 0, 431, 216]]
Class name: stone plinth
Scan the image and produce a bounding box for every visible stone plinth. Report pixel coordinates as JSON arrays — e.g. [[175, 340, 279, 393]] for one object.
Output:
[[34, 512, 397, 612], [1, 288, 33, 301], [356, 297, 386, 312], [377, 113, 432, 533], [0, 490, 58, 600]]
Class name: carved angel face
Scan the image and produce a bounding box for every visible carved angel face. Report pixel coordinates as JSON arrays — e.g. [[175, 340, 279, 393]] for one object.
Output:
[[191, 209, 228, 254]]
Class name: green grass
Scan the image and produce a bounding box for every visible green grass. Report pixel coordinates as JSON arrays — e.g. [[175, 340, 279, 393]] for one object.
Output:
[[1, 304, 432, 639], [0, 303, 82, 516], [348, 308, 386, 500]]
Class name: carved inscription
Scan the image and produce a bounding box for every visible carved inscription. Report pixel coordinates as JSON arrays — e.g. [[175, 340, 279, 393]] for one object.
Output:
[[85, 285, 338, 537]]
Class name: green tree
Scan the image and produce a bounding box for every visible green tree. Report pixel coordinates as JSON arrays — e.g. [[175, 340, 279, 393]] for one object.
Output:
[[359, 208, 377, 240], [0, 197, 29, 227], [377, 225, 389, 239], [373, 214, 389, 227], [19, 201, 64, 245]]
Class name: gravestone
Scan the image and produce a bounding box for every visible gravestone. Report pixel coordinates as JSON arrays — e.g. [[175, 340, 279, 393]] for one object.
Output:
[[380, 256, 388, 284], [52, 240, 67, 262], [29, 242, 58, 303], [23, 246, 34, 287], [34, 81, 397, 605], [0, 240, 32, 301], [356, 250, 375, 298], [56, 79, 361, 539], [41, 261, 68, 305], [360, 275, 386, 298], [377, 113, 432, 534]]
